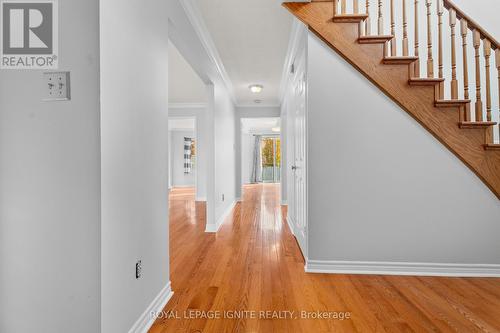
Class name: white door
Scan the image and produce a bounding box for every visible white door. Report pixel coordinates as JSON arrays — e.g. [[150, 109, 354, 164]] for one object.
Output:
[[291, 44, 307, 258]]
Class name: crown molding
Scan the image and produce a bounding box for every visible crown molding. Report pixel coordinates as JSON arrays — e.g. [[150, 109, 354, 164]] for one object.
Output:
[[179, 0, 237, 105], [279, 19, 308, 105], [169, 102, 207, 109], [236, 103, 281, 109]]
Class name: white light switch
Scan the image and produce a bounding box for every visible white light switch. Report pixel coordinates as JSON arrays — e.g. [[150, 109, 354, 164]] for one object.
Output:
[[43, 71, 70, 101]]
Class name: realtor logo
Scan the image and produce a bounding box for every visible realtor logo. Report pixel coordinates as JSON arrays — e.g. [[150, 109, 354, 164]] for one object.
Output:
[[1, 0, 58, 69]]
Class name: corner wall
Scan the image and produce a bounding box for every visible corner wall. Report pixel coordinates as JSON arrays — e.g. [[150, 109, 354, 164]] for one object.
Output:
[[212, 85, 237, 229], [0, 0, 101, 332], [100, 0, 170, 332], [306, 32, 500, 272]]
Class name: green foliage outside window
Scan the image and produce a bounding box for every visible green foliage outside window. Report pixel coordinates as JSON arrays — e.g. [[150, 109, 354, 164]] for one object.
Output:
[[261, 138, 280, 167]]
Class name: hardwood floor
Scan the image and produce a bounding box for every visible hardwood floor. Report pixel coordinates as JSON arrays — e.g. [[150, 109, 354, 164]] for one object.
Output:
[[150, 184, 500, 333]]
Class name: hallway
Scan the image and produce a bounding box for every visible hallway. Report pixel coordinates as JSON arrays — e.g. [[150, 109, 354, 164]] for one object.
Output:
[[151, 185, 500, 333]]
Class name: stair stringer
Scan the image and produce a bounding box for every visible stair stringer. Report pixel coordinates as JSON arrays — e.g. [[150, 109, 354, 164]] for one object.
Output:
[[283, 1, 500, 199]]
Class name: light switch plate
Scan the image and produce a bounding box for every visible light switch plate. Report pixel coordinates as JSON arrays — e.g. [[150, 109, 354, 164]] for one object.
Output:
[[43, 71, 71, 101]]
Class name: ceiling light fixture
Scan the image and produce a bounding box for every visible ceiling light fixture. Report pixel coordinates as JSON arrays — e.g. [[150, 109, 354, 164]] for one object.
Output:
[[249, 84, 263, 93]]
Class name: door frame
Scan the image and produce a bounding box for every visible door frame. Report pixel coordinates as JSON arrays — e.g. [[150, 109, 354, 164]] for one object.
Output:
[[167, 116, 198, 192], [285, 30, 308, 261], [260, 135, 281, 184]]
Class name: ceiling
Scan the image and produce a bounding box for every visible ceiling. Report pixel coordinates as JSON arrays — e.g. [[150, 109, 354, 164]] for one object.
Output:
[[198, 0, 293, 106], [241, 117, 281, 134], [168, 42, 207, 104]]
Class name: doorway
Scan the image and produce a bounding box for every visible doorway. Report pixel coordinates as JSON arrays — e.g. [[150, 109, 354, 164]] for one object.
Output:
[[260, 136, 281, 183], [168, 117, 197, 192], [285, 37, 307, 259], [240, 117, 281, 190], [167, 39, 209, 229]]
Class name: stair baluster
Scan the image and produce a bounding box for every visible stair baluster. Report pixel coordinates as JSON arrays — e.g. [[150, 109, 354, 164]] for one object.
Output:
[[473, 30, 483, 121], [403, 0, 409, 56], [414, 0, 420, 77], [378, 0, 383, 35], [426, 0, 434, 78], [497, 49, 500, 139], [437, 0, 444, 98], [284, 0, 500, 197], [484, 40, 492, 123], [390, 0, 396, 56], [354, 0, 363, 37], [449, 8, 458, 99], [461, 20, 470, 121], [365, 0, 371, 36]]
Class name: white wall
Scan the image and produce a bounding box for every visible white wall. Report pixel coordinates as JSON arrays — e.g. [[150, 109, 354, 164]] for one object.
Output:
[[170, 107, 208, 200], [100, 0, 170, 332], [170, 130, 196, 187], [212, 85, 237, 228], [306, 33, 500, 267], [451, 0, 500, 38], [237, 106, 281, 118], [241, 132, 256, 184], [0, 0, 101, 332], [168, 43, 208, 104], [0, 0, 100, 333]]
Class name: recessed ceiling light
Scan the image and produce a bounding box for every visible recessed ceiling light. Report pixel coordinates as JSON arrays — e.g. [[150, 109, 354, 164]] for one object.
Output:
[[254, 99, 262, 104], [249, 84, 263, 93]]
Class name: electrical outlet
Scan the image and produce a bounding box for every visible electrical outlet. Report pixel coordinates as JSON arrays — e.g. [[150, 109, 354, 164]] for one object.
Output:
[[43, 71, 70, 101], [136, 260, 142, 279]]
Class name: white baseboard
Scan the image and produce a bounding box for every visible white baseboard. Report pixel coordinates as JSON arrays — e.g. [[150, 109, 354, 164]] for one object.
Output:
[[305, 260, 500, 277], [281, 200, 288, 206], [236, 197, 242, 202], [205, 223, 219, 233], [205, 200, 236, 233], [171, 184, 195, 188], [286, 216, 295, 236], [128, 281, 174, 333], [195, 197, 207, 202]]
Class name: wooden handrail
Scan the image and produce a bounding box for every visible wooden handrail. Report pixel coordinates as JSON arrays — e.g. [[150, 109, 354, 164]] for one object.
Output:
[[325, 0, 499, 140], [443, 0, 499, 50]]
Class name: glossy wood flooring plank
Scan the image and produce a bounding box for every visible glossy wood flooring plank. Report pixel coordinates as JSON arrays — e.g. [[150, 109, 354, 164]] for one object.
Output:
[[150, 184, 500, 333]]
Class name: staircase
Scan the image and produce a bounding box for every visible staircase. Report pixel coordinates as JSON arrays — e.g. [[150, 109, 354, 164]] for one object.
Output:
[[283, 0, 500, 199]]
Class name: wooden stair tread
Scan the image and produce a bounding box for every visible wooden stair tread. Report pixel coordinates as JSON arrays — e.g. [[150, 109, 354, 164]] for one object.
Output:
[[435, 99, 471, 107], [459, 121, 497, 129], [358, 35, 394, 44], [485, 144, 500, 151], [283, 1, 500, 199], [333, 14, 369, 23], [409, 78, 445, 86], [383, 56, 419, 64]]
